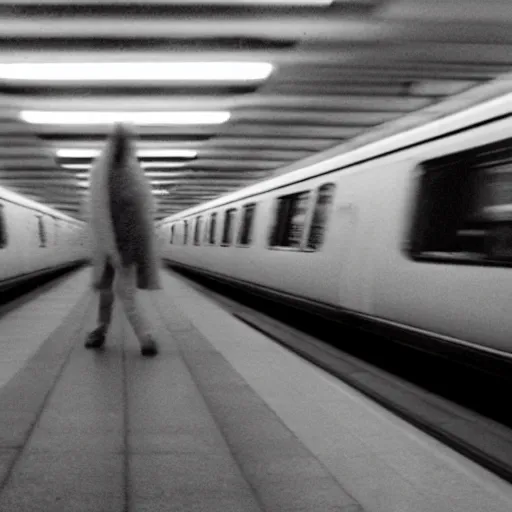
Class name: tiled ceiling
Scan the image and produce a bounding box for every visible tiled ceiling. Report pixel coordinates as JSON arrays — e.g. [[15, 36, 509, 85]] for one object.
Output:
[[1, 0, 512, 220]]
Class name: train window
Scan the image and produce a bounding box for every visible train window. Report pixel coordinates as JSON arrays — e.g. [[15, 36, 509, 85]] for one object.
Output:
[[202, 216, 210, 244], [237, 203, 256, 246], [183, 220, 189, 245], [193, 216, 202, 246], [270, 191, 311, 248], [209, 212, 217, 244], [37, 215, 47, 248], [221, 208, 237, 245], [169, 224, 175, 244], [0, 203, 7, 249], [307, 184, 336, 250], [409, 137, 512, 266]]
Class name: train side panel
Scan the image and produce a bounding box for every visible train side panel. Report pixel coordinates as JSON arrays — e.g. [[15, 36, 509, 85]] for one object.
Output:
[[156, 89, 512, 362], [0, 200, 29, 280], [23, 209, 54, 274], [370, 117, 512, 354], [197, 201, 270, 286], [1, 192, 90, 284], [160, 165, 392, 316], [229, 171, 378, 311], [160, 176, 348, 308], [242, 178, 342, 307]]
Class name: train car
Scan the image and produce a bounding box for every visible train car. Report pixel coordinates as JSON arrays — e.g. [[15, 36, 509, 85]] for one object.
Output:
[[156, 79, 512, 371], [0, 185, 91, 291]]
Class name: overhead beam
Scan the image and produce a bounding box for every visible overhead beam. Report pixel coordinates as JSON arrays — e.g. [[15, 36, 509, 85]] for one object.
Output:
[[4, 179, 84, 187], [0, 17, 385, 43], [262, 81, 477, 96], [46, 136, 340, 152], [272, 63, 511, 82], [220, 124, 364, 139], [203, 137, 340, 151], [40, 132, 212, 142], [155, 178, 261, 187], [195, 148, 311, 160], [0, 171, 79, 179], [387, 20, 512, 45], [157, 197, 224, 204], [54, 148, 309, 162], [231, 109, 402, 125], [379, 0, 512, 23], [0, 2, 375, 16], [72, 171, 267, 181], [0, 160, 62, 171], [28, 124, 220, 136], [11, 93, 431, 113], [0, 146, 56, 158], [30, 123, 365, 139], [186, 159, 283, 170]]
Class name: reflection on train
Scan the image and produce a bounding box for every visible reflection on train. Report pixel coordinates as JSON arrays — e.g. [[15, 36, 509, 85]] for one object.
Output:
[[157, 88, 512, 366]]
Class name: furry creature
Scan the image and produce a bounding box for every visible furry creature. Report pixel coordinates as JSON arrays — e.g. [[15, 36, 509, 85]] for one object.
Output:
[[85, 123, 161, 356]]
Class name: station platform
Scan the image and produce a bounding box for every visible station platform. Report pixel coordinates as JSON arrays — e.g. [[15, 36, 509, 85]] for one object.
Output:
[[0, 267, 511, 511]]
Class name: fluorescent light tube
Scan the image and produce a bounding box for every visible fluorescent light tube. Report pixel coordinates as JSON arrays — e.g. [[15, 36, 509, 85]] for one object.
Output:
[[22, 110, 230, 125], [1, 62, 272, 82], [142, 162, 188, 169], [62, 164, 91, 170], [63, 162, 187, 171], [58, 148, 197, 159], [145, 172, 185, 178], [138, 149, 197, 158], [150, 180, 182, 185], [57, 149, 98, 159]]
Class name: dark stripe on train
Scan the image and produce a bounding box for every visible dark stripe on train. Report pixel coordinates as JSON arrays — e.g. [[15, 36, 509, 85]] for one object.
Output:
[[163, 258, 512, 379]]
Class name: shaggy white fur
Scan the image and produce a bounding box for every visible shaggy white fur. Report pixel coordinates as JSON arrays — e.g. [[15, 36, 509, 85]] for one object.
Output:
[[85, 123, 161, 356], [88, 123, 161, 290]]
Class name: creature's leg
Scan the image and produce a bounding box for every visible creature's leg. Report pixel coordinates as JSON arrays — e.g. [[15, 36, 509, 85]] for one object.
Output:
[[85, 260, 115, 349], [113, 264, 159, 357]]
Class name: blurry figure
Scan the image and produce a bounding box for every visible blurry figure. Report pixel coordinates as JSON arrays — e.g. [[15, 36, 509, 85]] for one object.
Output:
[[85, 123, 161, 356]]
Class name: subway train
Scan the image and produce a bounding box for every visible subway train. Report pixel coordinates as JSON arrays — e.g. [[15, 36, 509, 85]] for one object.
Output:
[[156, 81, 512, 371], [0, 185, 90, 292]]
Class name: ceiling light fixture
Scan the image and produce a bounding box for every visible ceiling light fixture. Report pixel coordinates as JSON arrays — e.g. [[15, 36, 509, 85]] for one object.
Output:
[[57, 148, 197, 159], [57, 150, 98, 159], [138, 149, 197, 158], [145, 172, 186, 178], [21, 110, 230, 125], [2, 62, 273, 82], [62, 164, 92, 170], [142, 162, 188, 169]]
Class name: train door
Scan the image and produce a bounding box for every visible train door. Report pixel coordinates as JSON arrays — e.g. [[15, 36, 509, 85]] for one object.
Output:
[[335, 163, 384, 314], [336, 200, 358, 309]]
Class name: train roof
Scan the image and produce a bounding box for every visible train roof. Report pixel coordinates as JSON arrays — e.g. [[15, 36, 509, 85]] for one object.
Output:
[[157, 72, 512, 225], [0, 185, 85, 224]]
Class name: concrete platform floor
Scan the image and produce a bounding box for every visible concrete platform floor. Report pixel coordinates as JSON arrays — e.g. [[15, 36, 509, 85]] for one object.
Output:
[[0, 271, 361, 512], [0, 266, 511, 512]]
